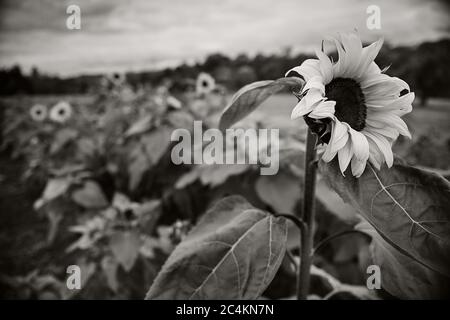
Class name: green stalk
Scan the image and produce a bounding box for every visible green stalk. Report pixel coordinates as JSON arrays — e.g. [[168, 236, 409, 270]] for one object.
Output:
[[297, 128, 317, 300]]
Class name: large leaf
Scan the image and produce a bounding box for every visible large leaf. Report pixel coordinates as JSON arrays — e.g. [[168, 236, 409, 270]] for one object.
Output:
[[356, 220, 450, 299], [319, 158, 450, 278], [146, 195, 288, 300], [255, 172, 301, 214], [141, 126, 172, 164], [109, 231, 141, 272], [34, 177, 72, 210], [125, 115, 153, 137], [71, 180, 109, 209], [50, 128, 78, 154], [175, 164, 250, 189], [219, 77, 304, 131]]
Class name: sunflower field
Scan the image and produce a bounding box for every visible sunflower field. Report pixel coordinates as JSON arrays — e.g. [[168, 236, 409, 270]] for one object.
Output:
[[1, 39, 449, 300]]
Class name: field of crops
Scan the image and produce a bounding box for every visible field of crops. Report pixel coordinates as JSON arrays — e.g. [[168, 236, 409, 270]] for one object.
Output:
[[0, 78, 449, 299]]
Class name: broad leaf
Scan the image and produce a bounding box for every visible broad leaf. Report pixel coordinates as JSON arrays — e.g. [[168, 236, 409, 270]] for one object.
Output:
[[356, 220, 450, 299], [319, 158, 450, 278], [141, 126, 172, 164], [34, 177, 72, 209], [175, 164, 250, 189], [71, 180, 109, 209], [109, 231, 141, 272], [125, 115, 153, 137], [128, 146, 150, 191], [146, 195, 288, 300], [166, 110, 194, 130], [101, 256, 119, 293], [50, 128, 78, 154], [219, 77, 304, 131], [255, 172, 301, 214]]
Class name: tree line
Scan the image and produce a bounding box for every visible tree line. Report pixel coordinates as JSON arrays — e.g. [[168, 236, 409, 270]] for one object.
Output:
[[1, 38, 449, 105]]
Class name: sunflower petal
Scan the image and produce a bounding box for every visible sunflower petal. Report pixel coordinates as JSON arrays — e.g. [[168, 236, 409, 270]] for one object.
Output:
[[315, 49, 333, 84], [331, 37, 348, 78], [384, 92, 414, 115], [351, 157, 367, 177], [366, 125, 399, 140], [302, 75, 325, 94], [368, 113, 411, 139], [308, 100, 336, 119], [286, 59, 321, 81], [357, 38, 383, 78], [340, 33, 363, 77], [291, 91, 324, 119], [337, 140, 353, 174], [364, 131, 394, 167], [328, 119, 349, 153], [348, 129, 369, 161]]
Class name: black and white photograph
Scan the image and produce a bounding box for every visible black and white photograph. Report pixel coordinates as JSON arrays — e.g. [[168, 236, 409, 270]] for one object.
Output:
[[0, 0, 449, 304]]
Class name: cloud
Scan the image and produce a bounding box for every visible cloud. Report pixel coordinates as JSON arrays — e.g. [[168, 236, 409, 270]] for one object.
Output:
[[0, 0, 448, 76]]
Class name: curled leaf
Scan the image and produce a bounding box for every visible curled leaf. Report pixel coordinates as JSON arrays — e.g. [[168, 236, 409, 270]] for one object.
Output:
[[219, 77, 304, 131]]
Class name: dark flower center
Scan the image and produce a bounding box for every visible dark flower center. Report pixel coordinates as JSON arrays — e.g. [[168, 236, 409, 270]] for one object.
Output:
[[325, 78, 366, 131]]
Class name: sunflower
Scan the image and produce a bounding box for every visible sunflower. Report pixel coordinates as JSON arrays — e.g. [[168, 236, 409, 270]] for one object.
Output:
[[49, 101, 73, 123], [288, 33, 414, 177], [196, 72, 216, 96], [30, 104, 47, 122]]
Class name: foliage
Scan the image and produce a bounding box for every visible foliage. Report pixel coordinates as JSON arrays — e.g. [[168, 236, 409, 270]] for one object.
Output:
[[1, 65, 449, 300]]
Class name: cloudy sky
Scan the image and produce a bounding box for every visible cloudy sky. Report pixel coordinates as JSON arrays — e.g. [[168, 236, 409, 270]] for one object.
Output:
[[0, 0, 448, 76]]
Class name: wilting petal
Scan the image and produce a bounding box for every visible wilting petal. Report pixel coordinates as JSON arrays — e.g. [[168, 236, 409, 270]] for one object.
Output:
[[362, 77, 406, 97], [286, 59, 321, 80], [315, 49, 333, 84], [351, 157, 367, 177], [302, 75, 325, 94], [348, 129, 369, 161], [309, 100, 336, 119], [364, 131, 394, 167], [366, 125, 399, 140], [340, 33, 363, 77], [356, 38, 383, 78], [368, 112, 411, 138], [337, 140, 353, 174], [305, 89, 325, 106], [383, 92, 414, 115], [392, 77, 410, 92], [291, 99, 314, 119], [322, 140, 338, 162], [364, 120, 387, 129], [367, 137, 383, 170], [328, 119, 349, 153], [359, 73, 392, 89], [331, 37, 348, 78], [291, 92, 324, 119]]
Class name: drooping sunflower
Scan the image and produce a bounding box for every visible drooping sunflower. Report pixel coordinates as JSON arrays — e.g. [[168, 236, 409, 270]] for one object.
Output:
[[30, 104, 48, 122], [288, 33, 414, 177], [49, 101, 73, 123], [196, 72, 216, 96]]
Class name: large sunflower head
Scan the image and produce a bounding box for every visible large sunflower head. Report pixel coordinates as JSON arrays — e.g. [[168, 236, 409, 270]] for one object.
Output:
[[288, 33, 414, 177]]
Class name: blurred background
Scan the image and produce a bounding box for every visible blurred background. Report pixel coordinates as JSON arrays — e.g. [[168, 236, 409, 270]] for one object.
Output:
[[0, 0, 449, 299]]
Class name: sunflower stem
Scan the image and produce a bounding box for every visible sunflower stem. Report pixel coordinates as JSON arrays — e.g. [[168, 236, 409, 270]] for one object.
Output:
[[297, 128, 317, 300]]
